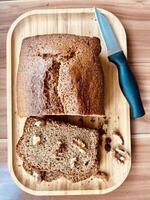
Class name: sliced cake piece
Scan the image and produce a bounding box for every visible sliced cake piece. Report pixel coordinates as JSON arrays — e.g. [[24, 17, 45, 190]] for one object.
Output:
[[23, 161, 62, 183], [16, 117, 100, 183]]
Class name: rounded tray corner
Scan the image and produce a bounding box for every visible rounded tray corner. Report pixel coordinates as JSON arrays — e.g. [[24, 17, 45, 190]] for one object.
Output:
[[105, 160, 131, 194], [7, 159, 131, 196], [8, 162, 38, 196], [7, 9, 38, 39], [7, 7, 131, 196]]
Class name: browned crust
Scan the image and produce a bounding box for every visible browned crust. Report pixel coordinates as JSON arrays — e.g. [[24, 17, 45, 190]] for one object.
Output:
[[17, 34, 104, 117], [23, 161, 62, 182], [63, 159, 99, 183]]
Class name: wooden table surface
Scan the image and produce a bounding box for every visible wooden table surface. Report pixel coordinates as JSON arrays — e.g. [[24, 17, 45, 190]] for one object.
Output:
[[0, 0, 150, 199]]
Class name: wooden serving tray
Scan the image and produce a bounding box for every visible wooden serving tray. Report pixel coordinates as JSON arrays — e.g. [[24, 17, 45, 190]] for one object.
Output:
[[7, 8, 131, 195]]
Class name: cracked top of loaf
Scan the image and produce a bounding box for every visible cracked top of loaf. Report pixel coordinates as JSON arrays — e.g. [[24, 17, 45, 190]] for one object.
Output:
[[17, 34, 104, 117]]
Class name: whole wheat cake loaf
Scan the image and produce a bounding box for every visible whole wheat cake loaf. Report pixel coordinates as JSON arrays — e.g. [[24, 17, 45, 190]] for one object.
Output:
[[17, 34, 104, 117], [16, 117, 100, 183]]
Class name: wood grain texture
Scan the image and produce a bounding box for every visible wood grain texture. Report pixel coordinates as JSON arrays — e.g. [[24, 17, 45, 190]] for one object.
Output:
[[0, 139, 7, 166], [1, 0, 150, 67], [1, 135, 150, 199], [1, 62, 150, 138], [0, 0, 150, 64], [0, 0, 150, 198], [0, 69, 6, 139], [0, 0, 150, 139], [7, 8, 131, 195]]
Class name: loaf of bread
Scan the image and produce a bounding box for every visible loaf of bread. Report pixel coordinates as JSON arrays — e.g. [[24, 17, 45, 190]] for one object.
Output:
[[17, 34, 104, 117], [16, 117, 100, 183]]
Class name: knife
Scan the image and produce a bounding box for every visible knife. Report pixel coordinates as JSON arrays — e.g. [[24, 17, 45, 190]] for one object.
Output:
[[94, 7, 145, 118]]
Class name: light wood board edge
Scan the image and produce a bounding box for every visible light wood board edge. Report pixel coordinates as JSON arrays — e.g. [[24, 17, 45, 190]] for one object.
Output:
[[7, 7, 131, 196]]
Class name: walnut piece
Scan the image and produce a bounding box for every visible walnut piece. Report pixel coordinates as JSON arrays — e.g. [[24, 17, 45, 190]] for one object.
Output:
[[56, 141, 65, 156], [35, 119, 46, 127], [73, 138, 86, 153], [51, 141, 66, 157], [32, 135, 41, 145], [113, 130, 124, 145], [95, 171, 109, 182], [84, 157, 90, 166], [33, 171, 42, 183], [102, 123, 108, 132], [74, 138, 85, 148], [111, 145, 130, 164], [70, 157, 77, 169]]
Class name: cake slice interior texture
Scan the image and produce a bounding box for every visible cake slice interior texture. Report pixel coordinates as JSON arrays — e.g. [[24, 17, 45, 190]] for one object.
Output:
[[16, 117, 100, 182]]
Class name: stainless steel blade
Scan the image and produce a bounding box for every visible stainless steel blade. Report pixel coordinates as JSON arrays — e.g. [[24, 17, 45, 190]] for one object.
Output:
[[94, 7, 122, 56]]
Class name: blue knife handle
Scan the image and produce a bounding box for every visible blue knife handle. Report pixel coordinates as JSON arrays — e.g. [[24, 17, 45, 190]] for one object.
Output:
[[108, 51, 145, 118]]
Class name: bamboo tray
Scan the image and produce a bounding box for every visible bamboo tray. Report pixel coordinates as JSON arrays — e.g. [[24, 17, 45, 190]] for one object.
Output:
[[7, 8, 131, 195]]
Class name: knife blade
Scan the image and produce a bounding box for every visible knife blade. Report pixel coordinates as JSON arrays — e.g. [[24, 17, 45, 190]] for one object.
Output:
[[94, 7, 145, 118]]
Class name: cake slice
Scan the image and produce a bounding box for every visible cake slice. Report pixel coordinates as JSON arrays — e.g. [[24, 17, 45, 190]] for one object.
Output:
[[23, 161, 62, 183], [16, 117, 100, 183], [17, 34, 104, 117]]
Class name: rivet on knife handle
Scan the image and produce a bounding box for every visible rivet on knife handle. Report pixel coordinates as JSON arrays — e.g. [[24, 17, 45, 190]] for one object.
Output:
[[108, 51, 145, 118]]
